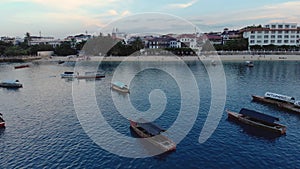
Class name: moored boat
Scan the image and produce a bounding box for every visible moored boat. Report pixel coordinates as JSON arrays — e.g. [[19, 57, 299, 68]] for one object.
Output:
[[227, 108, 286, 135], [111, 81, 130, 93], [0, 113, 5, 128], [14, 64, 30, 69], [245, 61, 254, 67], [0, 80, 23, 88], [130, 119, 176, 152], [252, 92, 300, 114], [60, 71, 76, 78], [76, 71, 105, 79]]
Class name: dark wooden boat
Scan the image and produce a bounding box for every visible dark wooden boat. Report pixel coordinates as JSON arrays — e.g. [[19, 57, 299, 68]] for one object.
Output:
[[14, 64, 29, 69], [58, 60, 65, 64], [130, 119, 176, 152], [76, 71, 105, 79], [0, 80, 23, 88], [252, 95, 300, 114], [227, 108, 286, 135], [0, 113, 5, 128]]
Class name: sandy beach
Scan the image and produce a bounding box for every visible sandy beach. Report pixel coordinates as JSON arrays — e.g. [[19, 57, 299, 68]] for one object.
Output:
[[43, 55, 300, 63]]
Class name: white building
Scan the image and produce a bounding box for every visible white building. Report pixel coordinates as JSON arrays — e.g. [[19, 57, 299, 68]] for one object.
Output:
[[29, 36, 61, 47], [242, 23, 300, 47], [177, 34, 197, 49]]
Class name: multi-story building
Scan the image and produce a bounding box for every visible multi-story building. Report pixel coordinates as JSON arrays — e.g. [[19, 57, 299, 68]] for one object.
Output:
[[242, 23, 300, 47], [29, 36, 61, 47]]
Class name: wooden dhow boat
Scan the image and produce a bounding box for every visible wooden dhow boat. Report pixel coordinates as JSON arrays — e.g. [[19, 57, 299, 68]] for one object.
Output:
[[252, 92, 300, 114], [227, 108, 286, 135], [130, 119, 176, 152], [111, 81, 130, 93]]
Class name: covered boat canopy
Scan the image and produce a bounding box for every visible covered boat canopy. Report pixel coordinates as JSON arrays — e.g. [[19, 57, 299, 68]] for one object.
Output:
[[239, 108, 279, 124], [63, 72, 74, 74], [2, 80, 20, 84], [265, 92, 295, 103], [112, 81, 127, 88], [137, 120, 165, 136]]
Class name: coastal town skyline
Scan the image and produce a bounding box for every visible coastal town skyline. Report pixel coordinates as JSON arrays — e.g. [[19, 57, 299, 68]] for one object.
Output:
[[1, 0, 300, 38]]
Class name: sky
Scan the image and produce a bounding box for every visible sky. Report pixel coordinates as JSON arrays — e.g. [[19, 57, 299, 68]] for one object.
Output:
[[1, 0, 300, 38]]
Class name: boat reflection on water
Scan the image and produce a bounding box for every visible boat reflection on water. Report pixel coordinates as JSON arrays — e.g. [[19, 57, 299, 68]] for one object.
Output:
[[227, 118, 283, 140]]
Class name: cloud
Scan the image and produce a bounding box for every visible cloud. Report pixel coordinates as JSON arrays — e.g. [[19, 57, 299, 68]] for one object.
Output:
[[168, 0, 198, 9], [189, 1, 300, 31]]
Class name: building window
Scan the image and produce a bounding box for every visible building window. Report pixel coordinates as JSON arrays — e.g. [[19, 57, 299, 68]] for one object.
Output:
[[290, 40, 295, 43], [284, 40, 289, 43], [297, 35, 299, 38], [264, 31, 269, 34], [291, 35, 295, 38], [284, 35, 289, 38], [271, 31, 275, 34], [264, 35, 269, 38], [271, 35, 276, 39], [250, 35, 255, 39], [277, 35, 282, 38], [285, 25, 290, 28], [256, 40, 262, 43], [265, 25, 270, 28], [291, 31, 295, 33], [278, 25, 283, 28], [277, 40, 282, 43], [257, 35, 262, 39], [291, 25, 296, 28], [251, 31, 255, 34], [285, 30, 289, 34], [271, 40, 275, 43], [250, 40, 255, 44], [277, 31, 282, 34], [257, 31, 262, 34], [271, 25, 276, 28], [264, 40, 269, 43]]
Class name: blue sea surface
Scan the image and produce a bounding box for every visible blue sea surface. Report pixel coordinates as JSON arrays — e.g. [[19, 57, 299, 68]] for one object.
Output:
[[0, 60, 300, 168]]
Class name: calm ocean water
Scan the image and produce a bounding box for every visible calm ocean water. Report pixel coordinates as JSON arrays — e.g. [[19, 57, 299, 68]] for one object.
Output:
[[0, 60, 300, 168]]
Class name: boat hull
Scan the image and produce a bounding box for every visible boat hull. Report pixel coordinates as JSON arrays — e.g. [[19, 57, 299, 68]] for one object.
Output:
[[130, 120, 176, 152], [0, 122, 5, 128], [0, 83, 22, 88], [252, 95, 300, 114], [76, 75, 105, 79], [111, 85, 130, 93], [14, 65, 29, 69], [227, 110, 286, 135]]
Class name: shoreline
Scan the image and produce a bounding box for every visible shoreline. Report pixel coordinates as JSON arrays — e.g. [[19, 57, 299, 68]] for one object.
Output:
[[46, 55, 300, 62], [2, 55, 300, 63]]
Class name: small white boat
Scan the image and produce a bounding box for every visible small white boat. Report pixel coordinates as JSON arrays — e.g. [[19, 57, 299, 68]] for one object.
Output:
[[60, 72, 76, 78], [111, 81, 130, 93], [0, 80, 23, 88], [245, 61, 254, 67]]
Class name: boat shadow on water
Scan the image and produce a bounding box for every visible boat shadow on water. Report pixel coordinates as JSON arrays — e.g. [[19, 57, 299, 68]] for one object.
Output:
[[129, 127, 174, 160], [227, 118, 284, 140]]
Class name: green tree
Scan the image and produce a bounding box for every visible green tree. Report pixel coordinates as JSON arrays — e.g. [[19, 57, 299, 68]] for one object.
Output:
[[54, 42, 77, 56]]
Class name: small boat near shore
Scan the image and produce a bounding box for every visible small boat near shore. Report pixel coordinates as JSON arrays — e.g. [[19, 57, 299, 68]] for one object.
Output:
[[227, 108, 286, 135], [76, 71, 105, 79], [245, 61, 254, 67], [130, 119, 176, 152], [252, 92, 300, 114], [0, 113, 5, 128], [0, 80, 23, 88], [60, 71, 76, 78], [14, 64, 29, 69], [111, 81, 130, 93]]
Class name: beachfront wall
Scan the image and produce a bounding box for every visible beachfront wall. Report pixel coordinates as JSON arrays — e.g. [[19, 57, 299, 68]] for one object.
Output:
[[242, 23, 300, 47], [37, 51, 54, 57]]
